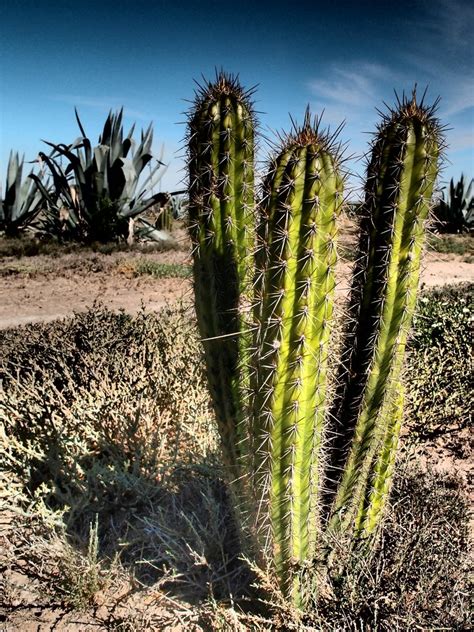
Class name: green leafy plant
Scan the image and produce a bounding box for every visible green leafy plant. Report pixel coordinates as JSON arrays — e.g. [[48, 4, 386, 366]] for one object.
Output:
[[432, 173, 473, 233], [130, 260, 191, 278], [0, 151, 46, 236], [187, 73, 444, 608], [31, 108, 168, 243]]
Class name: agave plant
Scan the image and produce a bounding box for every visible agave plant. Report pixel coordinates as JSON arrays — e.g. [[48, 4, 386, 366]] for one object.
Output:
[[31, 108, 167, 242], [432, 173, 473, 233], [0, 151, 46, 237]]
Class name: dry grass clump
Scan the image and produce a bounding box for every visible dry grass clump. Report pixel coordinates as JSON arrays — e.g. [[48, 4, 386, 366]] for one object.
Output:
[[0, 296, 471, 629]]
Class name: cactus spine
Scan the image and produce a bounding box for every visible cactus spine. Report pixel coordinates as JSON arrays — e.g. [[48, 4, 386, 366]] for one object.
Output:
[[187, 78, 443, 608], [250, 114, 343, 603], [325, 93, 442, 543], [187, 73, 255, 474]]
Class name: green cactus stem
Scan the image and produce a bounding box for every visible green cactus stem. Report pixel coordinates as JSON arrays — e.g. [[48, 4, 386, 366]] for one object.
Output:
[[355, 385, 404, 536], [187, 72, 256, 475], [155, 202, 173, 231], [186, 76, 444, 610], [325, 92, 443, 542], [250, 111, 344, 605]]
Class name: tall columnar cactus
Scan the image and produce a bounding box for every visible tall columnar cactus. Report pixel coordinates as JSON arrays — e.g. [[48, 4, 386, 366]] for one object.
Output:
[[325, 94, 443, 545], [249, 113, 344, 603], [187, 73, 255, 474], [187, 78, 443, 608]]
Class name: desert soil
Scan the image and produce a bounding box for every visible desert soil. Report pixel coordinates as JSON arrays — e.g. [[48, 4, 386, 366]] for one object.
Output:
[[0, 232, 473, 330]]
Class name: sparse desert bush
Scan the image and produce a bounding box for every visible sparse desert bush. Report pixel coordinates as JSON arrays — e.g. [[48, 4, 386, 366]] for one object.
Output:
[[0, 305, 238, 613], [0, 299, 471, 628], [406, 282, 473, 437], [309, 460, 471, 631], [0, 306, 218, 536]]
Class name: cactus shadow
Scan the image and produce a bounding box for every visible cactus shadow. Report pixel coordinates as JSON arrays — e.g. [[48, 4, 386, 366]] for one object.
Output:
[[21, 433, 257, 605]]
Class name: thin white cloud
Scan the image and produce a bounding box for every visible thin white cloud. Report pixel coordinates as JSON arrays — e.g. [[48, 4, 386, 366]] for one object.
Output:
[[50, 94, 152, 122], [307, 62, 396, 109], [447, 127, 474, 152]]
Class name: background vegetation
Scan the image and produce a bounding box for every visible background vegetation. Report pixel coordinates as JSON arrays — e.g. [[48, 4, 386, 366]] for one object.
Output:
[[0, 109, 184, 245]]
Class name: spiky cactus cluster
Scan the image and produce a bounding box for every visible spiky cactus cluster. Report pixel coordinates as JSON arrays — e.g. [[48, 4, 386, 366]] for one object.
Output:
[[187, 73, 444, 608]]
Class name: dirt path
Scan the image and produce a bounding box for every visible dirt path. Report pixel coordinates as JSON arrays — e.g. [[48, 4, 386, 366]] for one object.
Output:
[[0, 246, 472, 330], [0, 273, 192, 329], [0, 249, 193, 329]]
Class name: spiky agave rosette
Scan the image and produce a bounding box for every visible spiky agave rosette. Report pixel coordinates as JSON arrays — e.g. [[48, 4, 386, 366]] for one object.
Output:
[[249, 111, 345, 604], [325, 91, 445, 549], [187, 72, 256, 479]]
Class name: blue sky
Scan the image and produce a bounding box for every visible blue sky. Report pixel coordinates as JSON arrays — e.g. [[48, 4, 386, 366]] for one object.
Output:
[[1, 0, 473, 199]]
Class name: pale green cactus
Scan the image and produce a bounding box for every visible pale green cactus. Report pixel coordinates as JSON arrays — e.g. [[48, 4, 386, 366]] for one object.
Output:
[[325, 94, 443, 548], [187, 78, 443, 608], [249, 112, 344, 604], [187, 72, 255, 476]]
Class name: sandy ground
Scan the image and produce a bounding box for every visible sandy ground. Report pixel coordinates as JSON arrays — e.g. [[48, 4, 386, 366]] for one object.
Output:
[[0, 244, 472, 330], [0, 248, 193, 329]]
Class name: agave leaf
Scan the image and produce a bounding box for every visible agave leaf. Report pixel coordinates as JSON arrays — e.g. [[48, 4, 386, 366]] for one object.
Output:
[[99, 110, 113, 145], [125, 122, 136, 141], [37, 152, 73, 203], [135, 217, 176, 243], [122, 137, 132, 157], [74, 107, 87, 138], [7, 151, 20, 190], [139, 160, 168, 194], [0, 152, 46, 234]]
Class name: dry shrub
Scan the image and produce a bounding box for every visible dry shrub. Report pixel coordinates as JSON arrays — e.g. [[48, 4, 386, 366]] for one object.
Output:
[[0, 302, 216, 485], [0, 299, 471, 629], [309, 457, 471, 631], [406, 282, 473, 438], [0, 304, 241, 611]]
